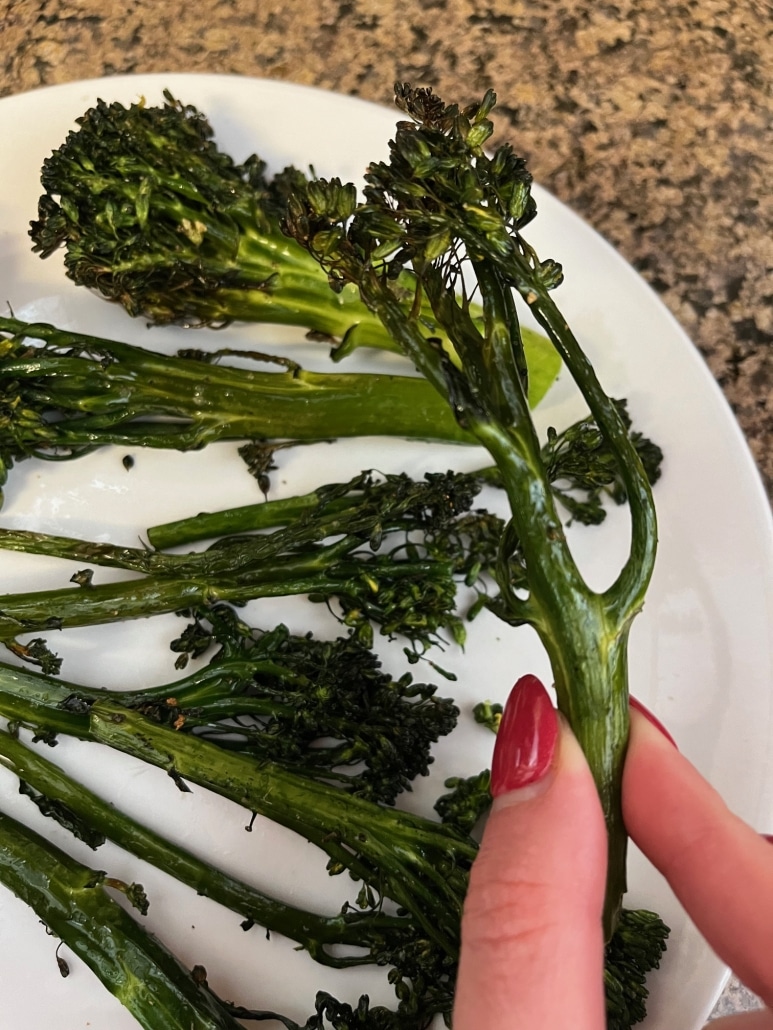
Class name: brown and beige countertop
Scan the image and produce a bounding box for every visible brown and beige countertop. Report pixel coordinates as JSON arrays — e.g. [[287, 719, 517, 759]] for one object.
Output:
[[1, 0, 771, 1020]]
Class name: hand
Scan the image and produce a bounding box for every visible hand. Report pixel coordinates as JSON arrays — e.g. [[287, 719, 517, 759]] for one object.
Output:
[[453, 676, 773, 1029]]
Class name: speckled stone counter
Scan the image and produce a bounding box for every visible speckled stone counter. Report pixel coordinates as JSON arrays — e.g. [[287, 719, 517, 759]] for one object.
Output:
[[1, 0, 771, 1020]]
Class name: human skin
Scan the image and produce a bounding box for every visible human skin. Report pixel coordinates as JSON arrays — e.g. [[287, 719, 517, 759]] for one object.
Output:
[[454, 691, 773, 1029]]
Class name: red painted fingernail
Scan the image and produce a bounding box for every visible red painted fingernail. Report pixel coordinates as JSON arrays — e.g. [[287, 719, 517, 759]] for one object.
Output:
[[490, 675, 559, 797], [630, 696, 679, 750], [763, 834, 773, 845]]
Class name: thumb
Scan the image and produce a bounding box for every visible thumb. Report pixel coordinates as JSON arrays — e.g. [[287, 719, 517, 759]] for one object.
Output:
[[454, 675, 608, 1030]]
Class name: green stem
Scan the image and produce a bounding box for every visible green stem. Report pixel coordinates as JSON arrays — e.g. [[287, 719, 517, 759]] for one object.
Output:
[[0, 316, 473, 448], [0, 806, 245, 1030], [148, 490, 343, 549], [0, 729, 409, 966], [358, 252, 636, 937], [0, 571, 355, 637], [514, 284, 657, 618], [89, 700, 475, 959], [493, 256, 656, 937]]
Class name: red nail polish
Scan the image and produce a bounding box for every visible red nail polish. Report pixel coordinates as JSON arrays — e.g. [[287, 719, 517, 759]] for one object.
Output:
[[490, 675, 558, 797], [763, 834, 773, 845], [630, 696, 678, 749]]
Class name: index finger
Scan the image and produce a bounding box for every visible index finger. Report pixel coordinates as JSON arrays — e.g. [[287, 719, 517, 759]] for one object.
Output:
[[622, 709, 773, 1007]]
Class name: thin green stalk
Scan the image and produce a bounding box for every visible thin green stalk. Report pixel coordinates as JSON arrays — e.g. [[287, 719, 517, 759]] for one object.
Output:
[[0, 728, 411, 966], [0, 467, 484, 663], [0, 315, 473, 460], [0, 565, 434, 637], [280, 89, 660, 938], [89, 700, 476, 960], [0, 807, 246, 1030], [148, 489, 349, 549]]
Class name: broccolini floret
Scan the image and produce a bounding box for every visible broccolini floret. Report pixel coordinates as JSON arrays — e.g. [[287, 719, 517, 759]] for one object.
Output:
[[2, 609, 459, 805], [146, 399, 661, 550], [27, 89, 557, 395]]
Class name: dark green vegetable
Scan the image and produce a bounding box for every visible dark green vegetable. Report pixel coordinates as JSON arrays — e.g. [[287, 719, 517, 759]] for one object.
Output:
[[148, 399, 662, 549], [0, 469, 503, 673], [27, 89, 557, 393], [605, 909, 672, 1030], [282, 83, 662, 946], [0, 806, 247, 1030], [86, 698, 664, 1028], [0, 409, 663, 676], [222, 991, 436, 1029], [0, 611, 459, 805], [1, 782, 442, 1027], [97, 699, 470, 1020], [0, 725, 435, 971], [5, 81, 672, 1029], [0, 665, 666, 1027], [0, 314, 478, 506]]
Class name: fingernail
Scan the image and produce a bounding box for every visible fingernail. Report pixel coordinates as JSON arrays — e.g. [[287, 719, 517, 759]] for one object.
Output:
[[490, 675, 559, 797], [630, 696, 679, 749], [763, 834, 773, 845]]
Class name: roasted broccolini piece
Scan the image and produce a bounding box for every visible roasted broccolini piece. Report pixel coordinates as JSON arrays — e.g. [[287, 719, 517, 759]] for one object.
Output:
[[282, 83, 663, 944], [28, 89, 557, 392]]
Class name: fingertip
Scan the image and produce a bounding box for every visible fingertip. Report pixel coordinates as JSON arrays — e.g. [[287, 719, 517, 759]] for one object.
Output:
[[629, 695, 679, 749], [623, 705, 705, 851], [623, 708, 773, 1005], [456, 714, 608, 1028]]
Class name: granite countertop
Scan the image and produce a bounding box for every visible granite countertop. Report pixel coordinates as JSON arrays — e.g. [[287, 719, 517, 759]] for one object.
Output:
[[1, 0, 771, 1021]]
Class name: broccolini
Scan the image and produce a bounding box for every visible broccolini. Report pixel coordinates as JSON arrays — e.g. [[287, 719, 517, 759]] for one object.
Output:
[[0, 611, 459, 805], [0, 656, 668, 1028], [27, 89, 557, 391], [0, 468, 503, 674], [0, 806, 247, 1030], [0, 314, 477, 507], [0, 81, 674, 1030], [282, 83, 665, 946]]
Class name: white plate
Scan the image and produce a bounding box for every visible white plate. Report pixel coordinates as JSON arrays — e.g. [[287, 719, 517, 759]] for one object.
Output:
[[0, 74, 772, 1030]]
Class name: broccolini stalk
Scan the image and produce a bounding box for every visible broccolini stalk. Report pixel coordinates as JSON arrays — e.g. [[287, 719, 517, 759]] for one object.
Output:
[[148, 400, 662, 549], [0, 661, 666, 1027], [0, 806, 247, 1030], [27, 89, 557, 393], [282, 85, 660, 939], [147, 466, 492, 551], [0, 688, 466, 1020], [0, 469, 500, 670], [88, 699, 475, 966], [0, 612, 459, 805], [0, 314, 481, 507], [0, 557, 459, 673], [0, 727, 425, 970]]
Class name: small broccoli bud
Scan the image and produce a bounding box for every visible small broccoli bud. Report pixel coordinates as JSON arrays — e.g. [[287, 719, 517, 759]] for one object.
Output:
[[604, 908, 670, 1029]]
